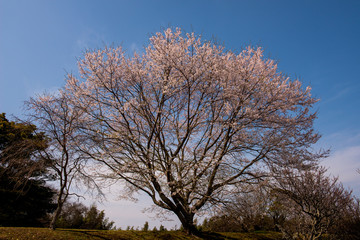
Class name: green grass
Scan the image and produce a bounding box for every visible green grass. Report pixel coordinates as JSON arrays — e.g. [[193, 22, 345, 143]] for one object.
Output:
[[0, 227, 282, 240]]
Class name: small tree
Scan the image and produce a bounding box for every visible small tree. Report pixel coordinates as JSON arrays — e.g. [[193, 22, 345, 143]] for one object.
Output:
[[204, 185, 277, 232], [142, 221, 149, 231], [159, 225, 166, 231], [273, 167, 353, 240], [56, 202, 87, 229], [65, 28, 321, 235], [27, 92, 92, 230]]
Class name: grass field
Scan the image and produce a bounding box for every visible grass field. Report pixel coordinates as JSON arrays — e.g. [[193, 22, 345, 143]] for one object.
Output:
[[0, 227, 282, 240]]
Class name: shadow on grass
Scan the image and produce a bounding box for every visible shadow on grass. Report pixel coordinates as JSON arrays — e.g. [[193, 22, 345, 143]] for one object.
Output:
[[58, 229, 126, 240], [131, 230, 191, 240], [57, 229, 278, 240], [197, 231, 238, 240]]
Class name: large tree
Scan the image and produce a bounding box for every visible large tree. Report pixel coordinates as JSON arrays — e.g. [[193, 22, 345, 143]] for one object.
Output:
[[64, 28, 321, 235]]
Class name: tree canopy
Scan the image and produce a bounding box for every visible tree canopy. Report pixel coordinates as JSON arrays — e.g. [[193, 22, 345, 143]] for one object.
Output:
[[0, 113, 48, 181], [0, 113, 56, 227]]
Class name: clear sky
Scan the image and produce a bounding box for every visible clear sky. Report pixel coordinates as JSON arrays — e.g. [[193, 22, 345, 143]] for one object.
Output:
[[1, 0, 360, 229]]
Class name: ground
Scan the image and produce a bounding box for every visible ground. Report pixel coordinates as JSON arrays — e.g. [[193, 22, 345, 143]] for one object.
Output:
[[0, 227, 282, 240]]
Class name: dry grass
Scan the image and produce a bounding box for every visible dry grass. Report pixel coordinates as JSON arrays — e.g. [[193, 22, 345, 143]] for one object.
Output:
[[0, 227, 282, 240]]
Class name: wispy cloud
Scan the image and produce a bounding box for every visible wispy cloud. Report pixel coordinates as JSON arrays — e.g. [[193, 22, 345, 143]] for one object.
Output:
[[322, 145, 360, 194], [320, 87, 352, 105], [130, 42, 139, 53], [317, 80, 360, 107], [319, 129, 360, 150], [75, 28, 107, 51]]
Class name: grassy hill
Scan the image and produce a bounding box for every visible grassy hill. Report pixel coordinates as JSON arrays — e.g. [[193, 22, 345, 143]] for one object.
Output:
[[0, 227, 282, 240]]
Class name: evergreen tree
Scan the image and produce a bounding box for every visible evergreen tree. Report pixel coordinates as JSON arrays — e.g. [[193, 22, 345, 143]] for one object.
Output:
[[0, 113, 55, 227], [142, 221, 149, 231]]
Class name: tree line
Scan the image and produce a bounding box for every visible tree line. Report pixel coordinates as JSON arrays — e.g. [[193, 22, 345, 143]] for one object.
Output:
[[1, 27, 359, 239]]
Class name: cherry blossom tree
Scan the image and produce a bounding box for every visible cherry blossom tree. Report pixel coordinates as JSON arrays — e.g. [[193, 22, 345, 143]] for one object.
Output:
[[27, 92, 89, 230], [64, 28, 321, 235], [272, 167, 353, 240]]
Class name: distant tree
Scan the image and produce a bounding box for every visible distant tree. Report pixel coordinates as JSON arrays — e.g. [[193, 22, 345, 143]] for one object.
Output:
[[201, 218, 208, 231], [202, 215, 241, 232], [202, 186, 293, 233], [159, 225, 166, 231], [266, 191, 288, 232], [56, 202, 86, 229], [64, 28, 322, 235], [0, 113, 56, 226], [142, 221, 149, 231], [330, 197, 360, 239], [223, 185, 275, 232], [55, 201, 114, 230], [273, 167, 353, 240], [82, 204, 114, 230]]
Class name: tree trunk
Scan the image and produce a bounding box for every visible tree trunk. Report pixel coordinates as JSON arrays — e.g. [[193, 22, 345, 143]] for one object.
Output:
[[49, 202, 63, 230], [182, 221, 200, 236], [174, 210, 200, 236]]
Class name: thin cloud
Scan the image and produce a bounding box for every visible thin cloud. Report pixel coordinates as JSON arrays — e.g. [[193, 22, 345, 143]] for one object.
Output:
[[75, 29, 107, 51], [322, 145, 360, 193], [130, 42, 139, 53]]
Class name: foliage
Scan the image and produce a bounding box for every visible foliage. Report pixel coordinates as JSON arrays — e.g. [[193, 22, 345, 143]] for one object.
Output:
[[63, 27, 321, 235], [55, 202, 114, 230], [0, 113, 49, 183], [0, 113, 56, 227], [0, 172, 56, 227]]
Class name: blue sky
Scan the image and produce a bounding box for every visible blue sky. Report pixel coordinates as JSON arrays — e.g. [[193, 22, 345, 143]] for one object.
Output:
[[1, 0, 360, 229]]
